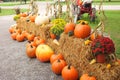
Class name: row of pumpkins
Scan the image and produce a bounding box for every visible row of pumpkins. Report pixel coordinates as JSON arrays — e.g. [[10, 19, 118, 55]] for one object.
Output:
[[9, 24, 97, 80]]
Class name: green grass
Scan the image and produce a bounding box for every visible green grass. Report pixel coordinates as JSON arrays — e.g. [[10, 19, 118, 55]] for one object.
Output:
[[81, 10, 120, 58], [0, 9, 28, 16], [0, 2, 29, 6]]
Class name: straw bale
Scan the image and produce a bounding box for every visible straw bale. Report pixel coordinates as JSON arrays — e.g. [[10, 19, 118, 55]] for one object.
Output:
[[16, 18, 52, 40], [58, 32, 120, 80]]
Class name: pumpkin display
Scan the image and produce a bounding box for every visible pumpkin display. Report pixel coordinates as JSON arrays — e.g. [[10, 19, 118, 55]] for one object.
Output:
[[80, 74, 96, 80], [11, 31, 18, 40], [50, 53, 64, 64], [64, 22, 75, 34], [62, 65, 78, 80], [35, 15, 49, 25], [36, 44, 54, 62], [26, 45, 36, 58], [27, 33, 35, 41], [51, 59, 67, 75], [16, 33, 25, 42], [74, 21, 91, 39]]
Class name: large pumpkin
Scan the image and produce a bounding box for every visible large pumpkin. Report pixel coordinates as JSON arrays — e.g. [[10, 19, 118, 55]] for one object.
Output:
[[51, 59, 67, 75], [74, 21, 91, 39], [50, 53, 64, 64], [62, 65, 78, 80], [36, 44, 54, 62]]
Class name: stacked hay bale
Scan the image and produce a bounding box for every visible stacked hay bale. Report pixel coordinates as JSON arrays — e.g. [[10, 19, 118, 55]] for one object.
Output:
[[58, 33, 120, 80], [16, 18, 52, 41]]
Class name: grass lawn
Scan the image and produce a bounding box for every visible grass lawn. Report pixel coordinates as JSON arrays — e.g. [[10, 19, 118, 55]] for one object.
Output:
[[81, 10, 120, 58], [0, 9, 28, 16]]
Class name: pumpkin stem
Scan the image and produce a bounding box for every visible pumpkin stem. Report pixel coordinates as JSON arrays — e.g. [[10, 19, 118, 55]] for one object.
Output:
[[68, 64, 71, 69], [81, 21, 86, 25], [30, 45, 33, 48], [28, 41, 31, 43], [57, 59, 60, 62]]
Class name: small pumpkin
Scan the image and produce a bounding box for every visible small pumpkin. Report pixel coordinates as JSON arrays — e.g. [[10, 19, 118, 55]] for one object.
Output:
[[51, 59, 67, 75], [30, 15, 36, 22], [80, 73, 96, 80], [20, 13, 27, 17], [9, 27, 14, 34], [74, 21, 91, 39], [11, 31, 18, 40], [36, 44, 54, 62], [50, 33, 56, 39], [50, 53, 64, 64], [35, 39, 45, 46], [27, 33, 35, 41], [16, 33, 25, 42], [26, 45, 36, 58], [64, 22, 75, 34], [90, 32, 102, 41], [62, 65, 78, 80]]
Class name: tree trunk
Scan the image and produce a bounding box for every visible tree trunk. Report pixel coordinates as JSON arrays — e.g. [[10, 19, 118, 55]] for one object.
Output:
[[108, 0, 111, 2]]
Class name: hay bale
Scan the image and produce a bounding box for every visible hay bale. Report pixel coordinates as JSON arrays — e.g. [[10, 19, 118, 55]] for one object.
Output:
[[16, 18, 52, 40], [58, 33, 120, 80]]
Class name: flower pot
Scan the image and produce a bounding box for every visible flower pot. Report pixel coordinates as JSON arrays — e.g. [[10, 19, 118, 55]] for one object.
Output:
[[96, 54, 106, 63]]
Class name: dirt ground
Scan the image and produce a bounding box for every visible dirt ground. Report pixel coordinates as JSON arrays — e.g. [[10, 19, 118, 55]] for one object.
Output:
[[0, 15, 63, 80]]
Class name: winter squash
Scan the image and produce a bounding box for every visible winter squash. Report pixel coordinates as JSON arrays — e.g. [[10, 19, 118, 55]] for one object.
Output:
[[90, 32, 102, 41], [21, 30, 28, 38], [50, 53, 64, 64], [51, 59, 67, 75], [74, 21, 91, 39], [80, 74, 96, 80], [36, 44, 54, 62], [64, 22, 75, 34], [62, 65, 78, 80], [16, 33, 25, 42], [35, 16, 49, 25], [26, 45, 36, 58]]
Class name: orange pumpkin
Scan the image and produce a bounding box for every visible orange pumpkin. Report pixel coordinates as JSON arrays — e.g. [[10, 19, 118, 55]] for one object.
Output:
[[30, 15, 36, 22], [51, 59, 67, 75], [62, 65, 78, 80], [20, 13, 27, 17], [27, 33, 35, 41], [11, 31, 18, 40], [50, 53, 64, 64], [16, 33, 25, 42], [36, 39, 45, 46], [64, 22, 75, 34], [90, 32, 102, 41], [50, 33, 56, 39], [21, 30, 28, 38], [26, 45, 36, 58], [80, 74, 96, 80], [74, 22, 91, 39], [9, 27, 14, 34]]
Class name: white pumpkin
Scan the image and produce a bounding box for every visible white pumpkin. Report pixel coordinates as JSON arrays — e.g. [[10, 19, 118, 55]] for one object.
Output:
[[35, 16, 50, 26]]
